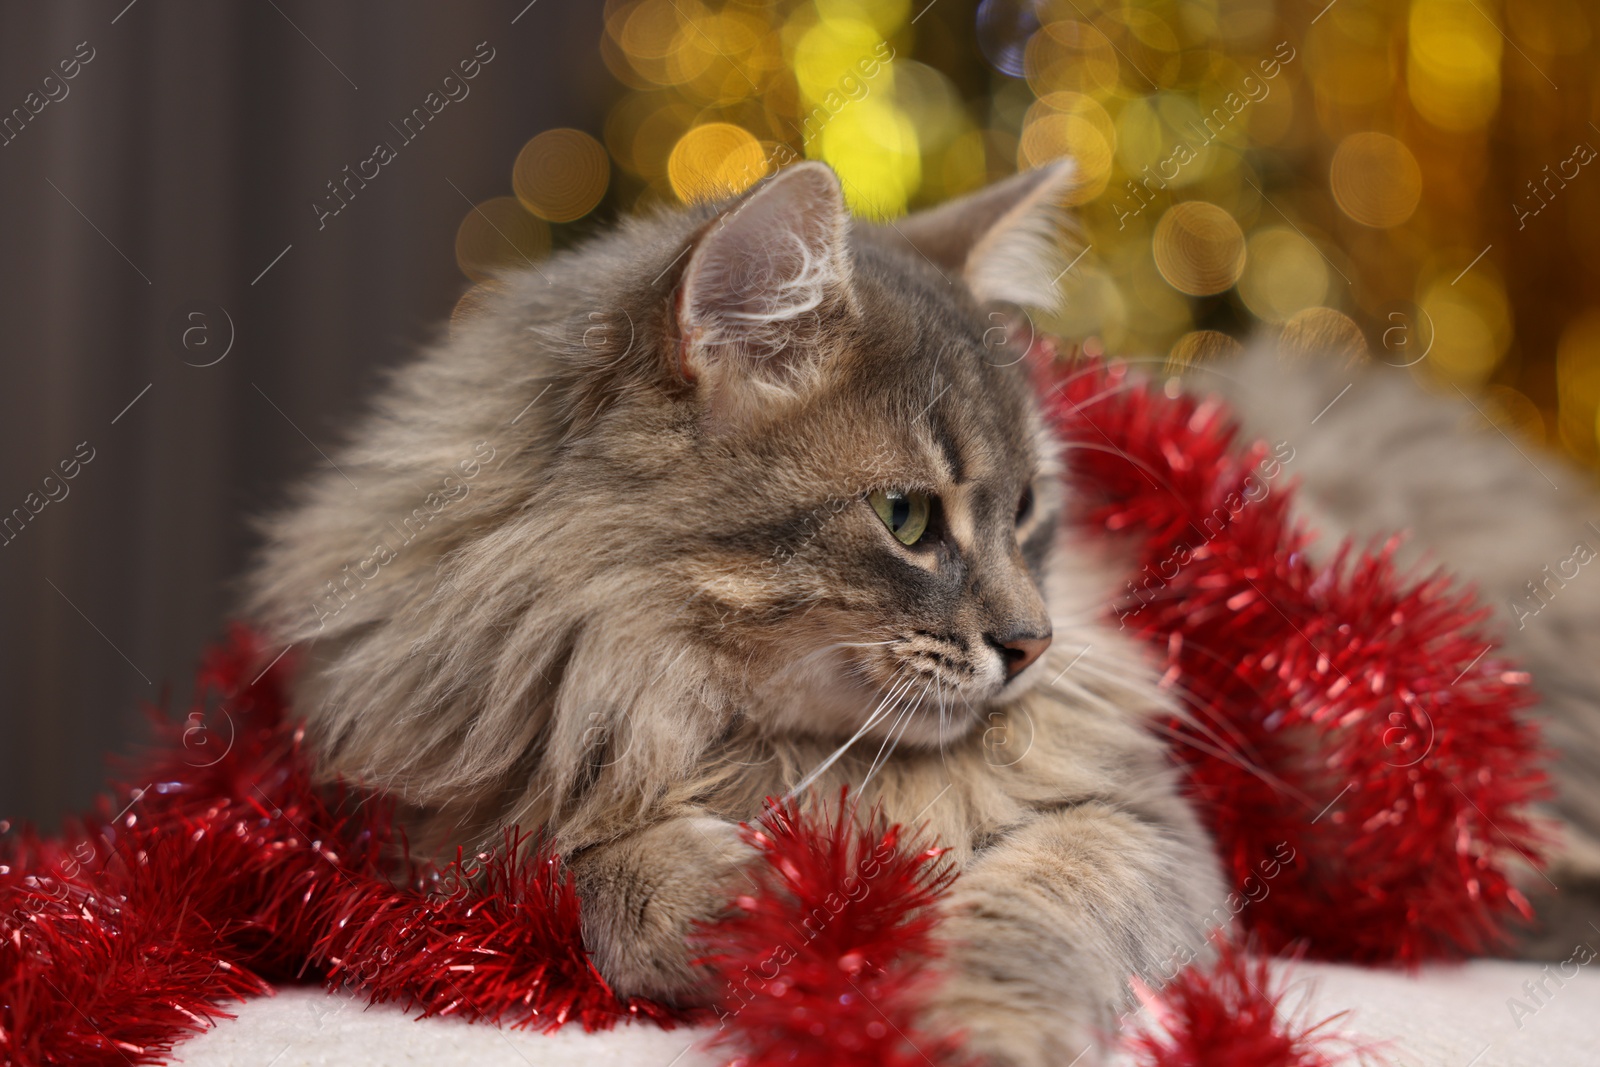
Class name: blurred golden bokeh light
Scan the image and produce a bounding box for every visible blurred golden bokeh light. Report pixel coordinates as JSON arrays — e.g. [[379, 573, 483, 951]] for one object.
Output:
[[1153, 202, 1246, 297], [1021, 93, 1114, 202], [1167, 329, 1244, 375], [668, 122, 769, 201], [1280, 306, 1367, 364], [1238, 227, 1329, 323], [1407, 0, 1502, 132], [514, 129, 611, 223], [445, 0, 1600, 470], [1420, 271, 1512, 387], [454, 196, 551, 282], [1330, 132, 1422, 229]]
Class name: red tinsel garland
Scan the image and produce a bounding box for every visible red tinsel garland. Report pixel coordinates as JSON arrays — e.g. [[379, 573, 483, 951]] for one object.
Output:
[[1123, 938, 1377, 1067], [0, 354, 1547, 1067], [1041, 354, 1548, 963], [0, 628, 674, 1066], [698, 794, 966, 1067]]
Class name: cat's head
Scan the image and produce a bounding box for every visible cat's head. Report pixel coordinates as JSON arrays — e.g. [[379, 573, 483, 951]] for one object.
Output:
[[250, 160, 1084, 816], [649, 162, 1075, 746]]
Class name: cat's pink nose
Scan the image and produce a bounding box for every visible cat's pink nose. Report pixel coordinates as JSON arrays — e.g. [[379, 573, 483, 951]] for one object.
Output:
[[998, 631, 1052, 680]]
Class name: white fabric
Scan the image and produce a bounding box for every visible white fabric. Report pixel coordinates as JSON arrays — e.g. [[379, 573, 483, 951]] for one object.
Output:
[[172, 960, 1600, 1066], [170, 990, 723, 1067]]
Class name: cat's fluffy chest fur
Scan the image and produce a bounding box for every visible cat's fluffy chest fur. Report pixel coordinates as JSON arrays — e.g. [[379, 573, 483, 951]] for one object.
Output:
[[248, 162, 1223, 1065]]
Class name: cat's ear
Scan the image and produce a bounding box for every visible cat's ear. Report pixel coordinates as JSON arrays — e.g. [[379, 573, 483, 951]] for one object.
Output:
[[676, 162, 855, 424], [893, 162, 1076, 312]]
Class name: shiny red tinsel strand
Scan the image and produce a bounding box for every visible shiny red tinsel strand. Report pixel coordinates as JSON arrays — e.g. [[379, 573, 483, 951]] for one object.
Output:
[[699, 792, 966, 1067], [1043, 354, 1549, 963], [1124, 939, 1376, 1067], [0, 626, 660, 1066], [310, 828, 679, 1032]]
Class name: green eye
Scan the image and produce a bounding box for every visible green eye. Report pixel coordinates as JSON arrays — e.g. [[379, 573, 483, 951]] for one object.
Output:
[[868, 489, 932, 546]]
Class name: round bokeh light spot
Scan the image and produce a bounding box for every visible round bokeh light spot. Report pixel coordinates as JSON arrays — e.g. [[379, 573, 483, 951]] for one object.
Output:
[[976, 0, 1041, 78], [1280, 306, 1367, 364], [1166, 329, 1244, 374], [668, 123, 768, 202], [455, 197, 551, 283], [1330, 132, 1422, 228], [514, 129, 611, 223], [1238, 227, 1330, 323], [1153, 201, 1247, 296]]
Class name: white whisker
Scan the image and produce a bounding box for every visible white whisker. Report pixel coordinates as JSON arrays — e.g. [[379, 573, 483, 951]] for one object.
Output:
[[784, 670, 913, 800], [861, 677, 931, 791]]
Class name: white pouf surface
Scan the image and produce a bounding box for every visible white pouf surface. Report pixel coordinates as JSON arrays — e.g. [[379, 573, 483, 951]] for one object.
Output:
[[172, 959, 1600, 1066]]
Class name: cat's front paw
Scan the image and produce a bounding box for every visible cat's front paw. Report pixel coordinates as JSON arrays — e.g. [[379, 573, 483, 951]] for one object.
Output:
[[915, 890, 1119, 1067], [571, 815, 756, 1003], [917, 970, 1106, 1067]]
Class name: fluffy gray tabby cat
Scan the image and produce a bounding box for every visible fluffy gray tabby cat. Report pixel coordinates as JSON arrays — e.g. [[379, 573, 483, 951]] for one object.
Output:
[[247, 161, 1594, 1062]]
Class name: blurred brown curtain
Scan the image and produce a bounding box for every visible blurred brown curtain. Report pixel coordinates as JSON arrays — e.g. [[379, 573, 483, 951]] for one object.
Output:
[[0, 1, 616, 829]]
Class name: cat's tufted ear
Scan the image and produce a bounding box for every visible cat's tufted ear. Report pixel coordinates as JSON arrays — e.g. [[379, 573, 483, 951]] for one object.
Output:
[[893, 161, 1076, 312], [676, 162, 855, 425]]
